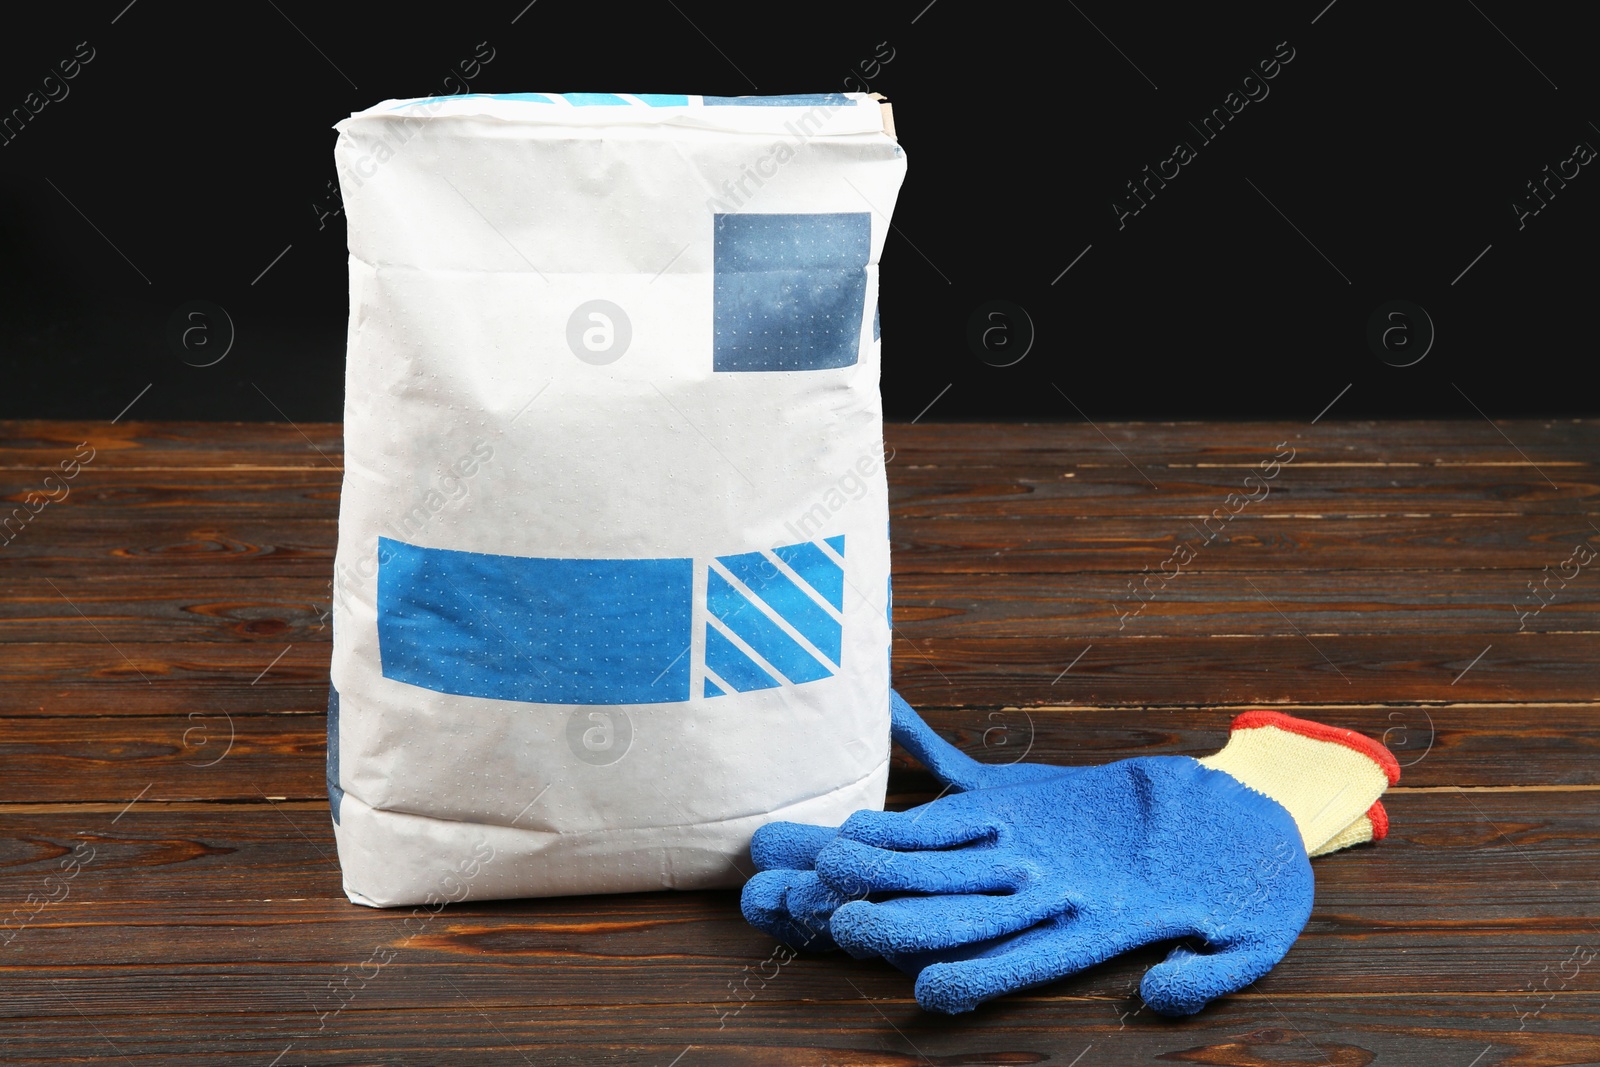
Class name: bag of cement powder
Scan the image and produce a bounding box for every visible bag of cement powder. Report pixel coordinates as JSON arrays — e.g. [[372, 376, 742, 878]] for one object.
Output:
[[327, 91, 906, 906]]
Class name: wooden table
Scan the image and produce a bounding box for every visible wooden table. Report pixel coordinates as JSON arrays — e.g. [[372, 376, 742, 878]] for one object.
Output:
[[3, 419, 1596, 1065]]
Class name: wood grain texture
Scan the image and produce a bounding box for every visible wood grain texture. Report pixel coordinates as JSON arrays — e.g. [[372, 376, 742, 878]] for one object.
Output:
[[0, 704, 1594, 805], [5, 568, 1596, 636], [2, 571, 1594, 648], [883, 465, 1599, 519], [1, 418, 1597, 1065], [10, 461, 1596, 522], [6, 513, 1597, 576], [2, 417, 1592, 466], [3, 998, 1596, 1067], [0, 631, 1590, 714], [1, 794, 1596, 1065], [890, 511, 1600, 574]]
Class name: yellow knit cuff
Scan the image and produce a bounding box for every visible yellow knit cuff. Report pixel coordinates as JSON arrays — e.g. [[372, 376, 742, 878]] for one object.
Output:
[[1199, 712, 1400, 854], [1308, 801, 1388, 857]]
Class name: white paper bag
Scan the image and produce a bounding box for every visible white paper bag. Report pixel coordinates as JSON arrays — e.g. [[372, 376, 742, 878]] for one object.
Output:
[[328, 91, 907, 906]]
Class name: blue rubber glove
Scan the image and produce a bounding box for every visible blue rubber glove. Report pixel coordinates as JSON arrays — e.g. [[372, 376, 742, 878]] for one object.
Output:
[[749, 704, 1399, 1015], [743, 695, 1390, 956], [743, 690, 1074, 949]]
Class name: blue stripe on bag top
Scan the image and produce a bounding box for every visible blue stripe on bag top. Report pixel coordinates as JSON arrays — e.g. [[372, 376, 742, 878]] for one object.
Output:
[[713, 213, 871, 372], [377, 536, 845, 705]]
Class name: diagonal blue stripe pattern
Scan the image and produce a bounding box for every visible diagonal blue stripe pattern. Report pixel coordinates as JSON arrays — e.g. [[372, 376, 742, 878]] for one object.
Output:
[[706, 568, 833, 684], [717, 550, 842, 666], [772, 540, 845, 611], [704, 624, 780, 693]]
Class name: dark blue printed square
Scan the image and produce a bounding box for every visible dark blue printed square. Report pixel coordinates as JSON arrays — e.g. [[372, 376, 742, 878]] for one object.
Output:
[[714, 212, 871, 372]]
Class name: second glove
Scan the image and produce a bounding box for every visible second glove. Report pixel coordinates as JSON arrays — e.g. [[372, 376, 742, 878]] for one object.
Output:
[[747, 701, 1398, 1016]]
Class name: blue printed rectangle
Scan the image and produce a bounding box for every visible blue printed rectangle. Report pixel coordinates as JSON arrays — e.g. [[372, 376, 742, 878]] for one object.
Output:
[[713, 212, 871, 372], [376, 538, 693, 705]]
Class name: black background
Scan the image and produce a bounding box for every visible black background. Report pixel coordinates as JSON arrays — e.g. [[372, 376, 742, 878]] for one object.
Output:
[[0, 1, 1592, 423]]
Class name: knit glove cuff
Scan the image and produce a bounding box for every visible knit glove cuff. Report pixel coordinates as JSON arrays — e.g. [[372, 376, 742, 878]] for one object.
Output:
[[1198, 711, 1400, 854], [1309, 800, 1388, 856]]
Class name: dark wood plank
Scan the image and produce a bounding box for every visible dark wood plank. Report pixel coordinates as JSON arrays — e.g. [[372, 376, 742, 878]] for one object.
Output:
[[882, 418, 1600, 466], [887, 632, 1597, 706], [2, 996, 1595, 1067], [0, 703, 1592, 805], [889, 571, 1599, 637], [1, 631, 1590, 714], [0, 642, 331, 715], [1, 627, 1590, 715], [0, 420, 343, 469], [8, 463, 1595, 525], [890, 512, 1600, 574], [8, 513, 1599, 579], [0, 516, 337, 573], [0, 714, 325, 803], [4, 569, 1592, 645], [1, 578, 334, 644], [885, 463, 1599, 518], [0, 468, 341, 518], [901, 703, 1600, 790], [4, 418, 1595, 467]]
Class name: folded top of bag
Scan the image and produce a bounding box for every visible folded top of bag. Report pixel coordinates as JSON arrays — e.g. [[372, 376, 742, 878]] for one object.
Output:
[[339, 91, 893, 137]]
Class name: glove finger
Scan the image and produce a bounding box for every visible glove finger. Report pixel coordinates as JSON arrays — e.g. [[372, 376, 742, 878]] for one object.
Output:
[[838, 805, 1000, 852], [830, 888, 1060, 958], [816, 837, 1022, 896], [740, 870, 839, 951], [1139, 939, 1289, 1017], [911, 915, 1145, 1014], [882, 913, 1070, 977], [749, 821, 839, 871], [782, 872, 851, 948]]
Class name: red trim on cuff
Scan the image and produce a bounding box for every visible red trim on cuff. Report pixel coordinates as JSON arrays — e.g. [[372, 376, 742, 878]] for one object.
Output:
[[1366, 800, 1389, 841], [1228, 710, 1402, 786]]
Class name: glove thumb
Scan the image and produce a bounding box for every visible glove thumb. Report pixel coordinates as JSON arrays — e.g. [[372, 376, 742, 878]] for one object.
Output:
[[889, 690, 991, 791], [890, 690, 1063, 791]]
